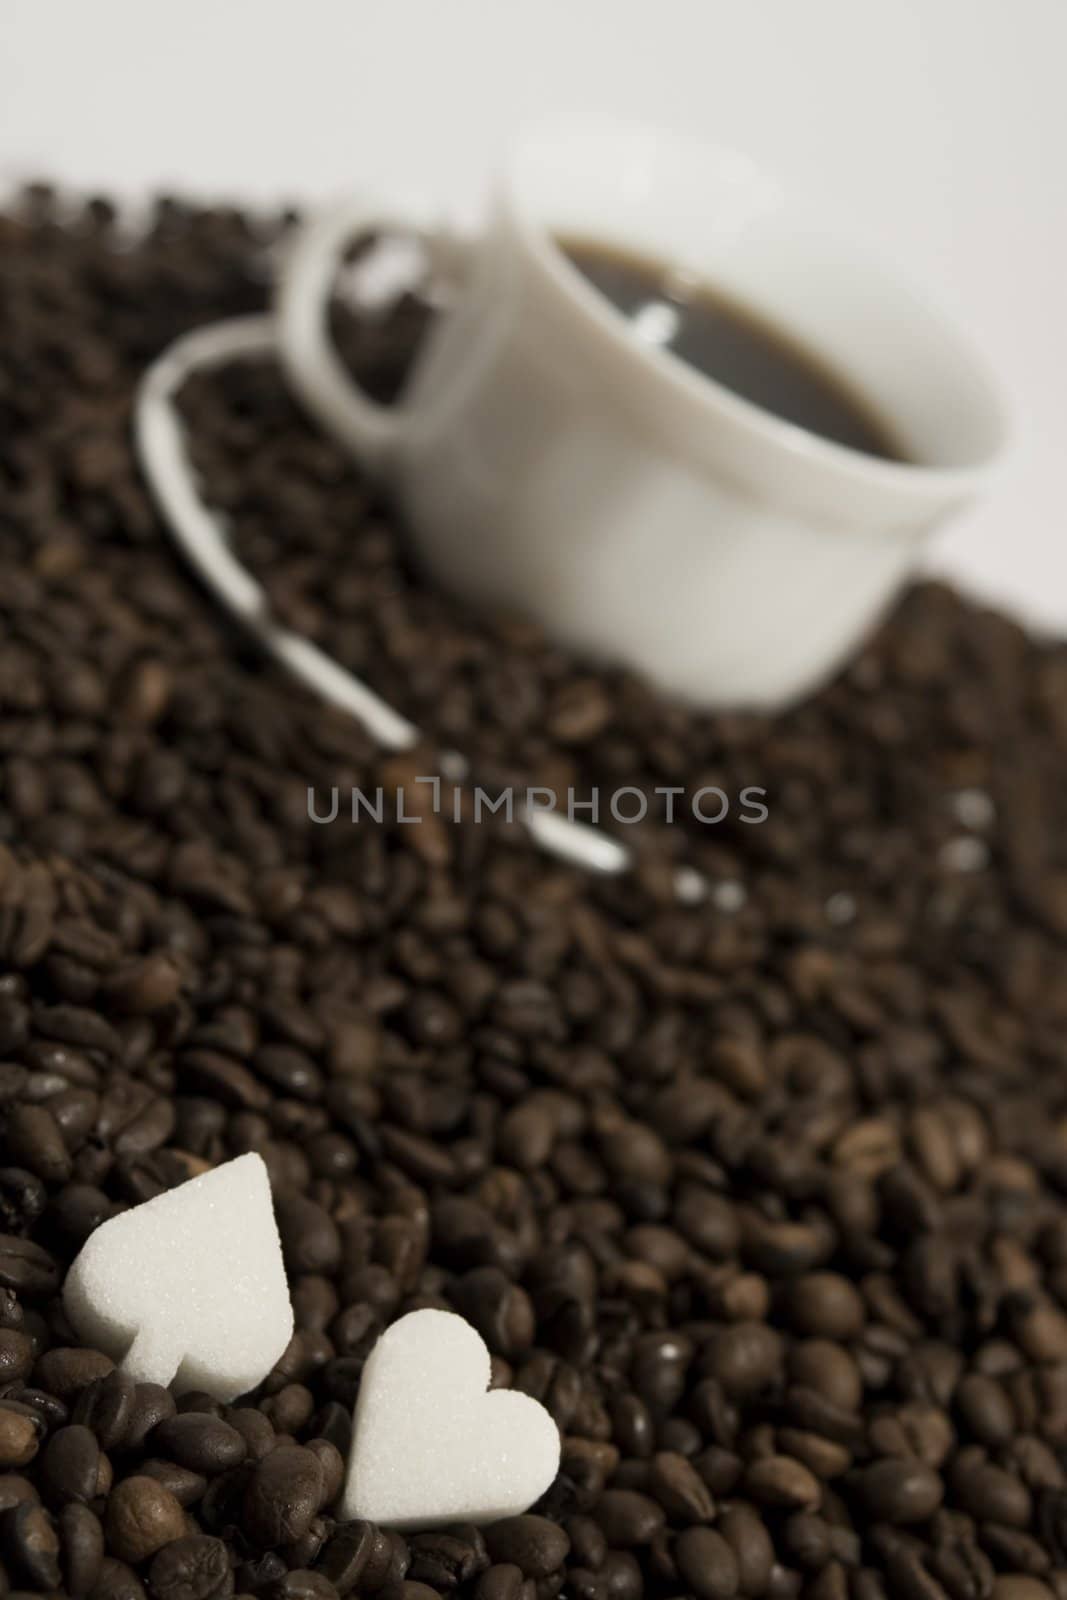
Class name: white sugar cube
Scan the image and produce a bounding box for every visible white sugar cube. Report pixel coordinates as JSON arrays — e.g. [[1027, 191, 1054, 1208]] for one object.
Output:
[[342, 1308, 560, 1530], [63, 1152, 293, 1402]]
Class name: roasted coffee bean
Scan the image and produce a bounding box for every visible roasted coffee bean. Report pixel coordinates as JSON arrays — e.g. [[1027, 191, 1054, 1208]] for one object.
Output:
[[674, 1527, 741, 1600], [275, 1194, 342, 1275], [956, 1375, 1015, 1448], [0, 1472, 38, 1513], [852, 1459, 944, 1523], [451, 1269, 536, 1358], [483, 1518, 569, 1578], [990, 1583, 1055, 1600], [238, 1550, 288, 1592], [74, 1371, 138, 1452], [104, 1475, 187, 1563], [951, 1453, 1032, 1527], [0, 1328, 34, 1384], [60, 1499, 106, 1597], [124, 1386, 177, 1456], [785, 1275, 866, 1341], [151, 1415, 247, 1476], [648, 1451, 715, 1522], [242, 1445, 323, 1548], [720, 1502, 776, 1597], [305, 1439, 345, 1507], [0, 1234, 60, 1295], [744, 1457, 822, 1511], [704, 1323, 783, 1398], [3, 1496, 62, 1587], [592, 1491, 665, 1547], [146, 1534, 234, 1600], [475, 1565, 526, 1600], [35, 1347, 114, 1398], [225, 1408, 275, 1464], [3, 1103, 73, 1183], [91, 1555, 148, 1600], [316, 1520, 379, 1594], [38, 1424, 106, 1505], [138, 1459, 208, 1507], [273, 1573, 341, 1600], [0, 1400, 43, 1467], [787, 1342, 862, 1414], [407, 1531, 486, 1590], [0, 1167, 48, 1234]]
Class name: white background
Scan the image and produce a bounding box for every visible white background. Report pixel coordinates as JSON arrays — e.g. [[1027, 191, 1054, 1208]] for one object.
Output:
[[2, 0, 1064, 628]]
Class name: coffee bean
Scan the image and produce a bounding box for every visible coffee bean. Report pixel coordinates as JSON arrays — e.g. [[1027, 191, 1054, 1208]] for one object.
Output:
[[853, 1459, 944, 1523], [788, 1342, 862, 1413], [60, 1499, 106, 1596], [704, 1323, 783, 1398], [104, 956, 183, 1016], [139, 1459, 208, 1507], [306, 1440, 343, 1509], [378, 1585, 441, 1600], [0, 1401, 43, 1467], [146, 1534, 234, 1600], [675, 1528, 740, 1600], [990, 1583, 1055, 1600], [592, 1491, 665, 1547], [0, 1166, 48, 1233], [674, 1188, 740, 1259], [785, 1274, 866, 1340], [105, 1475, 187, 1563], [242, 1445, 323, 1548], [270, 1572, 340, 1600], [3, 1103, 73, 1183], [91, 1555, 148, 1600], [956, 1374, 1015, 1447], [483, 1517, 569, 1578], [451, 1268, 536, 1358], [744, 1457, 822, 1511], [3, 1496, 62, 1587], [274, 1194, 341, 1275], [0, 1328, 34, 1386], [0, 1233, 60, 1295], [151, 1415, 247, 1476], [123, 1386, 177, 1456], [0, 1472, 38, 1513], [720, 1502, 775, 1597], [476, 1564, 526, 1600], [35, 1347, 114, 1398], [38, 1425, 106, 1505], [1012, 1300, 1067, 1365], [316, 1520, 379, 1594], [648, 1452, 715, 1522], [951, 1453, 1032, 1527], [407, 1530, 486, 1589], [74, 1371, 138, 1452]]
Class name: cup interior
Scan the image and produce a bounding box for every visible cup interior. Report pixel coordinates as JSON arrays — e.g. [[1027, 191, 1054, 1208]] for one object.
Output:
[[510, 118, 1008, 474]]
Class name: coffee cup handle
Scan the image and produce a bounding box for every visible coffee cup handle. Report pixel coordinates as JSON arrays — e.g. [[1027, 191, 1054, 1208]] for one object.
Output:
[[276, 197, 453, 477]]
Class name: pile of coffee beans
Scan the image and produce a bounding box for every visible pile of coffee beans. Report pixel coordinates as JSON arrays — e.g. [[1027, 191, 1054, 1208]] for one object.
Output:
[[2, 186, 1067, 1600]]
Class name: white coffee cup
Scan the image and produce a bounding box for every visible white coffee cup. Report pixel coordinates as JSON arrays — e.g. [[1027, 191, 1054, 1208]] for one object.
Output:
[[276, 117, 1010, 710]]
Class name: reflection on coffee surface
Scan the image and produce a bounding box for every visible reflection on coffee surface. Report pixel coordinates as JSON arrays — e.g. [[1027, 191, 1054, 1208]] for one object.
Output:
[[557, 235, 908, 463]]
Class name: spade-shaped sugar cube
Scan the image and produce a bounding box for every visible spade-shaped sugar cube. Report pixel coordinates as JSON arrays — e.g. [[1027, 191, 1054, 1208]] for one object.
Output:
[[63, 1152, 292, 1402]]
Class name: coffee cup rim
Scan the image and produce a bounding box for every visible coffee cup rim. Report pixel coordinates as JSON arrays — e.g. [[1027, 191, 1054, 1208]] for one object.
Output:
[[498, 115, 1014, 504]]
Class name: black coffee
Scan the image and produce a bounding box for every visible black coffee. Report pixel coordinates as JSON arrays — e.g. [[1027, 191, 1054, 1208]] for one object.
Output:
[[557, 234, 906, 462]]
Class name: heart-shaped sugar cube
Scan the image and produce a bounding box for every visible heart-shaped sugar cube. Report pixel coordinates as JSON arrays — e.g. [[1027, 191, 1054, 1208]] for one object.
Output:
[[341, 1308, 560, 1529]]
